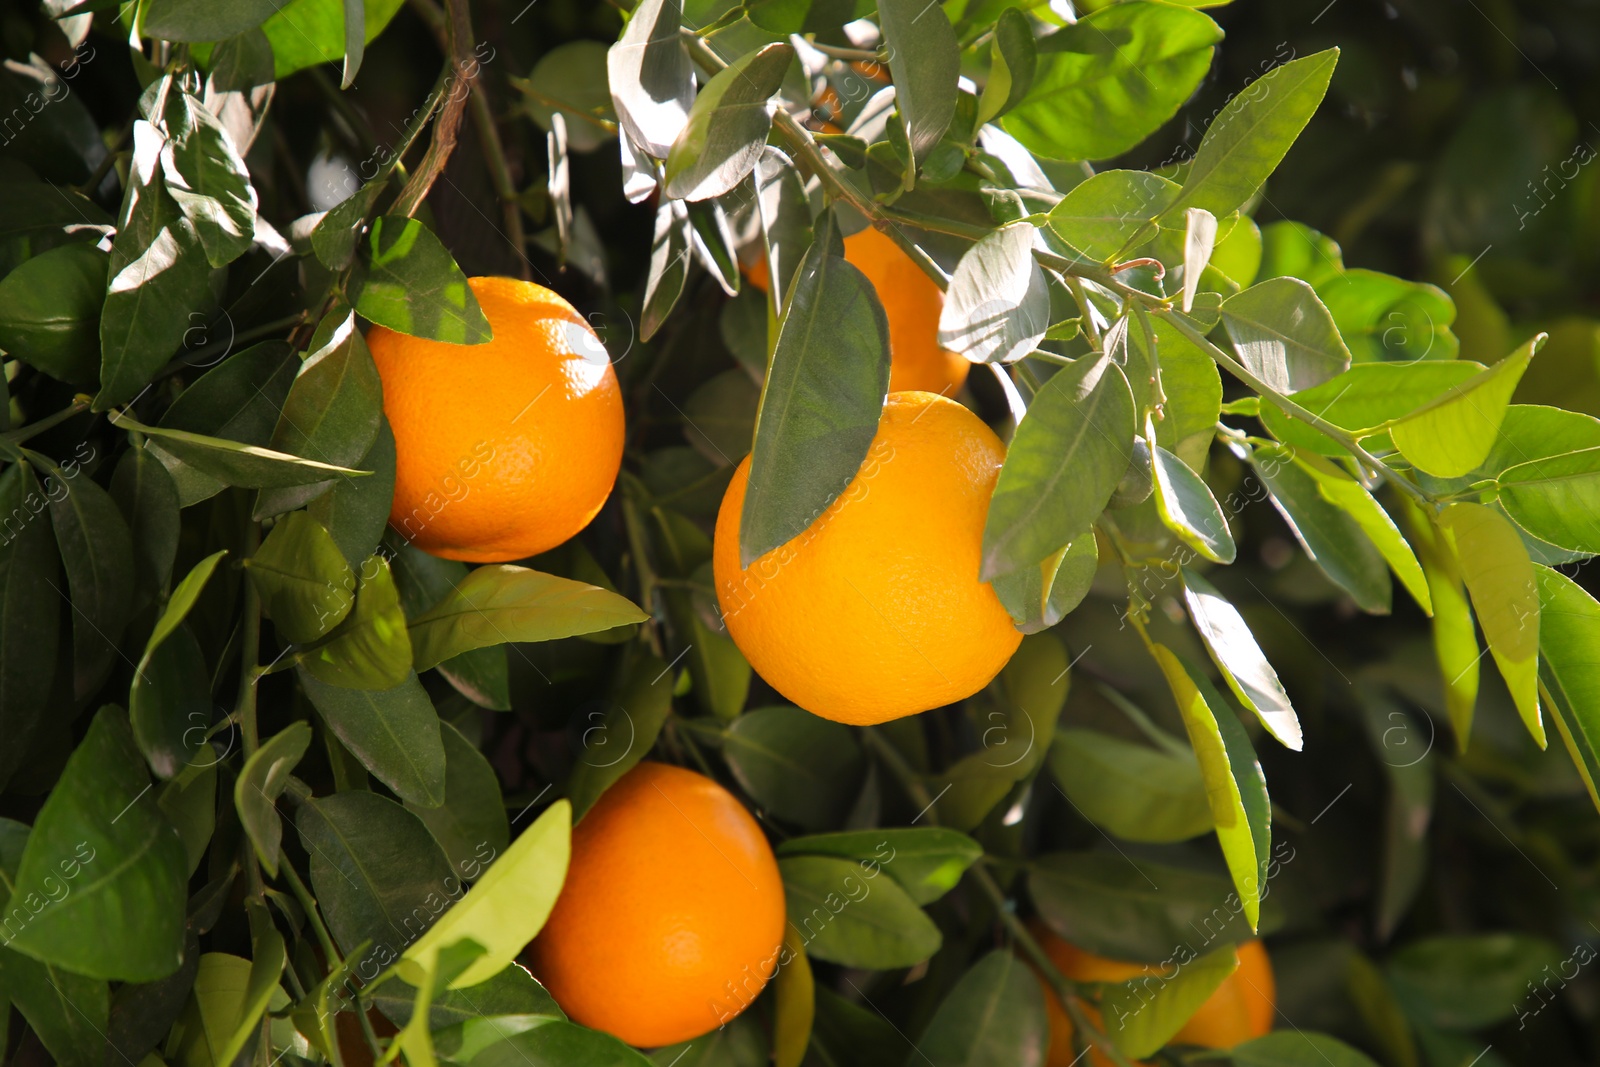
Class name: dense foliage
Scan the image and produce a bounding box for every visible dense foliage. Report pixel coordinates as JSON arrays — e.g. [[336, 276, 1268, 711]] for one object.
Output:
[[0, 0, 1597, 1064]]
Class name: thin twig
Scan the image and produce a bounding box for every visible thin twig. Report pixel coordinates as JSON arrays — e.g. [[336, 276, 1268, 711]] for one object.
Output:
[[391, 0, 476, 218]]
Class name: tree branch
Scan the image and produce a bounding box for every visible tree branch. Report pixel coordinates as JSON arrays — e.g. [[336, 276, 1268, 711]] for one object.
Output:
[[391, 0, 476, 218]]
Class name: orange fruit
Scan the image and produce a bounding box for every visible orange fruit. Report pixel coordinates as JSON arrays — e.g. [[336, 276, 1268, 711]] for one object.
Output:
[[368, 276, 624, 563], [712, 391, 1021, 725], [740, 227, 971, 397], [1030, 925, 1275, 1065], [527, 762, 786, 1048]]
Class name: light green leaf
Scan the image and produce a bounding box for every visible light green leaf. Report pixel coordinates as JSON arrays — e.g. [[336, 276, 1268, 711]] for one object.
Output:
[[976, 8, 1036, 125], [160, 89, 257, 267], [1291, 450, 1431, 614], [142, 0, 289, 41], [606, 0, 694, 157], [1498, 445, 1600, 556], [122, 410, 370, 489], [1535, 565, 1600, 812], [1181, 207, 1217, 312], [259, 0, 406, 80], [1221, 276, 1351, 394], [1389, 333, 1543, 477], [774, 924, 813, 1067], [777, 828, 982, 907], [1150, 441, 1235, 564], [245, 510, 354, 644], [1259, 360, 1483, 458], [937, 222, 1051, 365], [1047, 170, 1181, 263], [1049, 729, 1212, 843], [1181, 569, 1301, 749], [1102, 944, 1238, 1059], [233, 721, 311, 877]]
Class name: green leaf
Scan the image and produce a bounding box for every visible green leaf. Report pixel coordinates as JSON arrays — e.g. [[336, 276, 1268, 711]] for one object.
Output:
[[1535, 565, 1600, 811], [1259, 360, 1483, 458], [976, 8, 1036, 125], [301, 554, 413, 689], [640, 201, 691, 342], [1436, 503, 1543, 746], [664, 43, 792, 201], [210, 902, 286, 1067], [296, 790, 457, 974], [1046, 170, 1181, 263], [127, 411, 371, 490], [565, 651, 673, 819], [773, 924, 813, 1067], [47, 467, 134, 699], [777, 828, 982, 907], [1002, 3, 1222, 162], [142, 0, 289, 41], [160, 89, 257, 267], [740, 213, 890, 567], [233, 721, 311, 877], [1220, 276, 1351, 394], [723, 707, 865, 831], [780, 854, 941, 969], [1028, 852, 1258, 963], [0, 242, 106, 386], [400, 799, 571, 990], [467, 1020, 654, 1067], [1358, 693, 1434, 941], [256, 308, 383, 517], [245, 510, 354, 644], [982, 352, 1135, 579], [341, 0, 365, 87], [1405, 508, 1480, 745], [1389, 333, 1542, 478], [683, 367, 759, 466], [606, 0, 694, 157], [110, 446, 180, 613], [5, 707, 186, 981], [157, 760, 214, 877], [1102, 943, 1237, 1058], [407, 564, 647, 671], [0, 467, 60, 791], [350, 216, 492, 344], [936, 222, 1050, 365], [1290, 450, 1431, 614], [371, 961, 559, 1028], [1498, 445, 1600, 556], [918, 950, 1048, 1066], [297, 669, 445, 806], [1181, 569, 1301, 749], [407, 720, 509, 873], [129, 621, 210, 778], [1250, 448, 1391, 613], [1180, 207, 1218, 312], [143, 548, 227, 660], [1318, 268, 1458, 363], [258, 0, 405, 79], [516, 40, 616, 153], [753, 147, 813, 314], [1386, 934, 1563, 1031], [1150, 644, 1269, 929], [309, 417, 396, 568], [991, 536, 1098, 634], [878, 0, 961, 164], [1231, 1032, 1383, 1067], [1161, 49, 1340, 222], [1049, 728, 1212, 843], [1151, 441, 1235, 564]]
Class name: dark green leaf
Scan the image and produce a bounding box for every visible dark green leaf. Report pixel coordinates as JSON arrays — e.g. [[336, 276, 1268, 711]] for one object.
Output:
[[467, 1020, 654, 1067], [0, 464, 62, 789], [664, 43, 792, 201], [47, 467, 134, 699], [918, 950, 1047, 1067], [350, 216, 492, 345], [982, 353, 1135, 579], [298, 669, 445, 806], [1290, 450, 1431, 613], [1231, 1033, 1382, 1067], [300, 554, 412, 690], [780, 854, 941, 969], [407, 720, 509, 873], [5, 707, 186, 981], [110, 447, 180, 612], [723, 706, 865, 830], [129, 622, 209, 778], [0, 242, 106, 386], [233, 720, 311, 877], [516, 41, 616, 153], [877, 0, 961, 164], [129, 412, 371, 491], [1049, 729, 1212, 843], [777, 828, 982, 906], [566, 652, 673, 820], [1251, 448, 1391, 613], [143, 0, 290, 41], [753, 147, 813, 313], [0, 182, 112, 238], [312, 181, 385, 271], [372, 960, 560, 1029], [245, 510, 354, 644], [389, 542, 511, 708], [309, 416, 396, 568], [937, 222, 1050, 365], [1386, 934, 1563, 1031], [160, 89, 257, 267], [154, 340, 297, 502], [683, 368, 759, 466]]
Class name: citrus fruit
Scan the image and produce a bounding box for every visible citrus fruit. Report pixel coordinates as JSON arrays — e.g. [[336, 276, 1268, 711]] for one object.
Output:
[[741, 227, 971, 397], [527, 762, 785, 1047], [1030, 925, 1275, 1065], [368, 276, 624, 563], [712, 391, 1021, 725]]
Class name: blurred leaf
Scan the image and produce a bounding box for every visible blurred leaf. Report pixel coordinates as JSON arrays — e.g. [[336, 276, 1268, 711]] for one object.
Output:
[[1536, 565, 1600, 811], [1405, 508, 1480, 745], [142, 0, 288, 41], [1358, 693, 1434, 941], [6, 707, 186, 981], [665, 43, 792, 201], [1389, 334, 1542, 478], [976, 8, 1036, 126], [400, 799, 571, 990], [245, 510, 354, 644], [1291, 450, 1431, 614], [389, 936, 489, 1067], [296, 790, 456, 974], [1151, 441, 1235, 564], [982, 352, 1134, 579], [160, 89, 257, 267], [0, 182, 111, 238], [683, 368, 759, 466], [308, 416, 396, 567], [208, 902, 285, 1067], [257, 0, 405, 79], [1049, 729, 1212, 843], [724, 706, 865, 830], [565, 652, 673, 820], [129, 621, 209, 779], [1002, 3, 1221, 163], [918, 950, 1047, 1067], [878, 0, 960, 164], [298, 669, 445, 806], [777, 828, 981, 905], [740, 212, 890, 566], [1150, 645, 1269, 929], [233, 720, 311, 877], [1231, 1032, 1382, 1067], [1437, 503, 1542, 745], [371, 961, 559, 1028], [517, 41, 616, 153], [1161, 50, 1339, 222], [1386, 934, 1562, 1031], [1221, 277, 1351, 394], [992, 535, 1098, 634], [1103, 943, 1236, 1058], [350, 216, 491, 345], [1047, 170, 1181, 263], [1251, 448, 1391, 613], [1182, 569, 1300, 749], [0, 242, 106, 386], [779, 854, 941, 969], [341, 0, 365, 87], [606, 0, 694, 157], [158, 760, 214, 876], [937, 222, 1050, 365], [407, 720, 509, 873], [1317, 270, 1459, 364], [407, 564, 647, 671], [774, 924, 813, 1067], [1498, 445, 1600, 557], [48, 467, 134, 699]]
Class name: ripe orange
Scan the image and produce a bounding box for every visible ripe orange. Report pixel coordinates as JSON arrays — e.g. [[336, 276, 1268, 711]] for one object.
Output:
[[712, 391, 1021, 725], [1030, 925, 1275, 1065], [741, 227, 971, 397], [368, 276, 624, 563], [527, 762, 786, 1048]]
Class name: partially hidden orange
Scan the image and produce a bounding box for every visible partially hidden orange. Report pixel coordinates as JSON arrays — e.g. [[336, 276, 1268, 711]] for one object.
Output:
[[1030, 925, 1276, 1065], [713, 391, 1021, 725], [368, 276, 624, 563], [741, 226, 971, 397], [527, 762, 786, 1048]]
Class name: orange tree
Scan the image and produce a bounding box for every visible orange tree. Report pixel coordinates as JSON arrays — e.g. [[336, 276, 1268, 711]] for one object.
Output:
[[0, 0, 1598, 1064]]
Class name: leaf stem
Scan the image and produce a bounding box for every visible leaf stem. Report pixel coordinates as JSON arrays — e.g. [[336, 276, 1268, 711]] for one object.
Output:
[[237, 523, 263, 759], [619, 490, 664, 657], [0, 398, 90, 444]]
